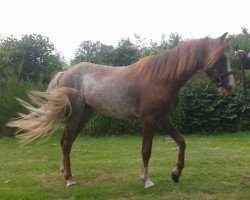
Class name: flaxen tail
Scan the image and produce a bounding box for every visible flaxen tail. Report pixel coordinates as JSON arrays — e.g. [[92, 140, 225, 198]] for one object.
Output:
[[7, 72, 75, 144]]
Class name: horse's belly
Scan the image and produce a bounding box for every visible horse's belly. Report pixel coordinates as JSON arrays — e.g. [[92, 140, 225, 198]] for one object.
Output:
[[83, 84, 139, 119]]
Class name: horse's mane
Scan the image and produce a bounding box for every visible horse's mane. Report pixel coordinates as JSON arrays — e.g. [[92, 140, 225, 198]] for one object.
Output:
[[132, 37, 226, 83]]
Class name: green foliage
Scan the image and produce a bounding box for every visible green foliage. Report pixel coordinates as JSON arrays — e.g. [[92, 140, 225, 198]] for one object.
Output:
[[230, 27, 250, 54], [0, 69, 45, 136], [162, 32, 183, 49], [135, 33, 183, 57], [73, 40, 115, 65], [112, 38, 140, 66], [84, 113, 142, 136], [170, 90, 186, 131], [0, 34, 66, 83], [180, 80, 245, 133], [72, 32, 183, 66], [73, 38, 140, 66]]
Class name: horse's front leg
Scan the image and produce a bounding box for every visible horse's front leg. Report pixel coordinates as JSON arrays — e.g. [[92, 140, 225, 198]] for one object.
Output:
[[140, 116, 156, 189], [160, 116, 186, 183]]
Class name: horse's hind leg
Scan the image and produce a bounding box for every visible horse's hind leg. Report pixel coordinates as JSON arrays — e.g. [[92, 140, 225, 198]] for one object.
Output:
[[60, 124, 78, 187], [159, 116, 186, 183], [60, 106, 94, 187]]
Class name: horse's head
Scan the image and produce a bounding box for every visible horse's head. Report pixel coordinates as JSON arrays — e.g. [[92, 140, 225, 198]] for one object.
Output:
[[205, 32, 235, 96]]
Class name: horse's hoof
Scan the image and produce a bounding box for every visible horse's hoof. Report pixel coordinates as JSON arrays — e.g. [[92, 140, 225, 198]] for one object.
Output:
[[172, 172, 179, 183], [66, 179, 77, 187], [144, 178, 155, 189]]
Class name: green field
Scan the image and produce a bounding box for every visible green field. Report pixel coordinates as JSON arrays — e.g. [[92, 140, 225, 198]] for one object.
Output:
[[0, 132, 249, 200]]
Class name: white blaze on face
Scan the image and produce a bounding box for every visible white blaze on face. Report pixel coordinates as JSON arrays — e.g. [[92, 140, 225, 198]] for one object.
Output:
[[225, 51, 235, 89]]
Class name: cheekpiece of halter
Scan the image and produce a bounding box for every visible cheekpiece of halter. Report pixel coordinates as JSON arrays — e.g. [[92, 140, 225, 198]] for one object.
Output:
[[212, 69, 234, 87], [213, 70, 222, 87]]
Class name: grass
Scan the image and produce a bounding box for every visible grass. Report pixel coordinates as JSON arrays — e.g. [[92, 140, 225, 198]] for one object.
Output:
[[0, 132, 249, 200]]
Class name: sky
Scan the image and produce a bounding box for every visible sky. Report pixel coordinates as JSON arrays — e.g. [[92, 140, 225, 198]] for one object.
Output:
[[0, 0, 249, 61]]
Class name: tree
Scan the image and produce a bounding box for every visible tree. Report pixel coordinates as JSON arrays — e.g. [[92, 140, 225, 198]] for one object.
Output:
[[230, 27, 250, 54], [73, 40, 114, 65], [73, 38, 140, 66], [167, 32, 183, 49], [134, 33, 183, 57], [112, 38, 139, 66], [0, 34, 65, 83]]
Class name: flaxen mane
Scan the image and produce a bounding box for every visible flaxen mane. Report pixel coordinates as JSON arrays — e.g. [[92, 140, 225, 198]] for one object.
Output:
[[133, 37, 226, 83]]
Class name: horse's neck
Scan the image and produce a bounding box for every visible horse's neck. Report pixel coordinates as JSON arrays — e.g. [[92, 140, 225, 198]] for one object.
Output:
[[165, 41, 206, 87], [171, 56, 203, 90], [174, 65, 201, 90]]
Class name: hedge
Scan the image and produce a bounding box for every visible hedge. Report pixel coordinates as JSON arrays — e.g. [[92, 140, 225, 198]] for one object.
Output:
[[1, 74, 249, 137]]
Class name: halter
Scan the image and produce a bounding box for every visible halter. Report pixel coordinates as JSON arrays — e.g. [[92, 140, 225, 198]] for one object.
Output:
[[211, 53, 238, 87], [212, 69, 235, 87]]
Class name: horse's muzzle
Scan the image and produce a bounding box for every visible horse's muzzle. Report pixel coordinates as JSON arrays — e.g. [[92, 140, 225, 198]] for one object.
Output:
[[218, 86, 233, 96]]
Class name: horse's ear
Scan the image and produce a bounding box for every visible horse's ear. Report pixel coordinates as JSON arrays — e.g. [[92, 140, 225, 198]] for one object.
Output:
[[219, 32, 228, 41]]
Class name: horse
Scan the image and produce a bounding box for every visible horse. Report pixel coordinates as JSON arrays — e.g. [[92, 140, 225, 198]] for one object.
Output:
[[7, 32, 235, 188]]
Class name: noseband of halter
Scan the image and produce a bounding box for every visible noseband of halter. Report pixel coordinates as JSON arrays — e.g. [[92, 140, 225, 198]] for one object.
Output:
[[211, 54, 237, 87], [212, 69, 235, 87]]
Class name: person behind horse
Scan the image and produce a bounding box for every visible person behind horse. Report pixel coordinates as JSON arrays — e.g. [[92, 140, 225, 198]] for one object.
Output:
[[236, 49, 250, 181], [236, 49, 250, 68]]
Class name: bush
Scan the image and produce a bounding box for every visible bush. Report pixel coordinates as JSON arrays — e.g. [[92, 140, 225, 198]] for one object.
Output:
[[84, 113, 142, 136], [0, 69, 44, 137], [179, 79, 247, 133], [1, 72, 248, 137]]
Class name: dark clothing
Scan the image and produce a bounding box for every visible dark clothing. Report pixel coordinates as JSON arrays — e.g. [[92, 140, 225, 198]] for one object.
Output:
[[242, 55, 250, 69]]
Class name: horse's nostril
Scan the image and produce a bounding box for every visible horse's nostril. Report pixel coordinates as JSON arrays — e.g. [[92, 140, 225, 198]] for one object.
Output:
[[228, 84, 235, 91]]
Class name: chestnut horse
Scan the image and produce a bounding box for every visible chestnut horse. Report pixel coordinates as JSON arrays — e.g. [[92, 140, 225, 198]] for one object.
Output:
[[8, 33, 235, 188]]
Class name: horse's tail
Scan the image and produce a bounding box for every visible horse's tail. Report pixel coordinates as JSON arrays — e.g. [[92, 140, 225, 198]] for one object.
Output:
[[46, 71, 65, 92], [7, 72, 76, 144]]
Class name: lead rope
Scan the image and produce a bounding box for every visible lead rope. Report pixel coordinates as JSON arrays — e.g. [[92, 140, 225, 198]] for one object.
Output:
[[231, 53, 248, 112], [240, 60, 248, 112]]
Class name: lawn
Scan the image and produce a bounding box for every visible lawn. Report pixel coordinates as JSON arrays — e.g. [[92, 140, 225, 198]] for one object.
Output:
[[0, 132, 249, 200]]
